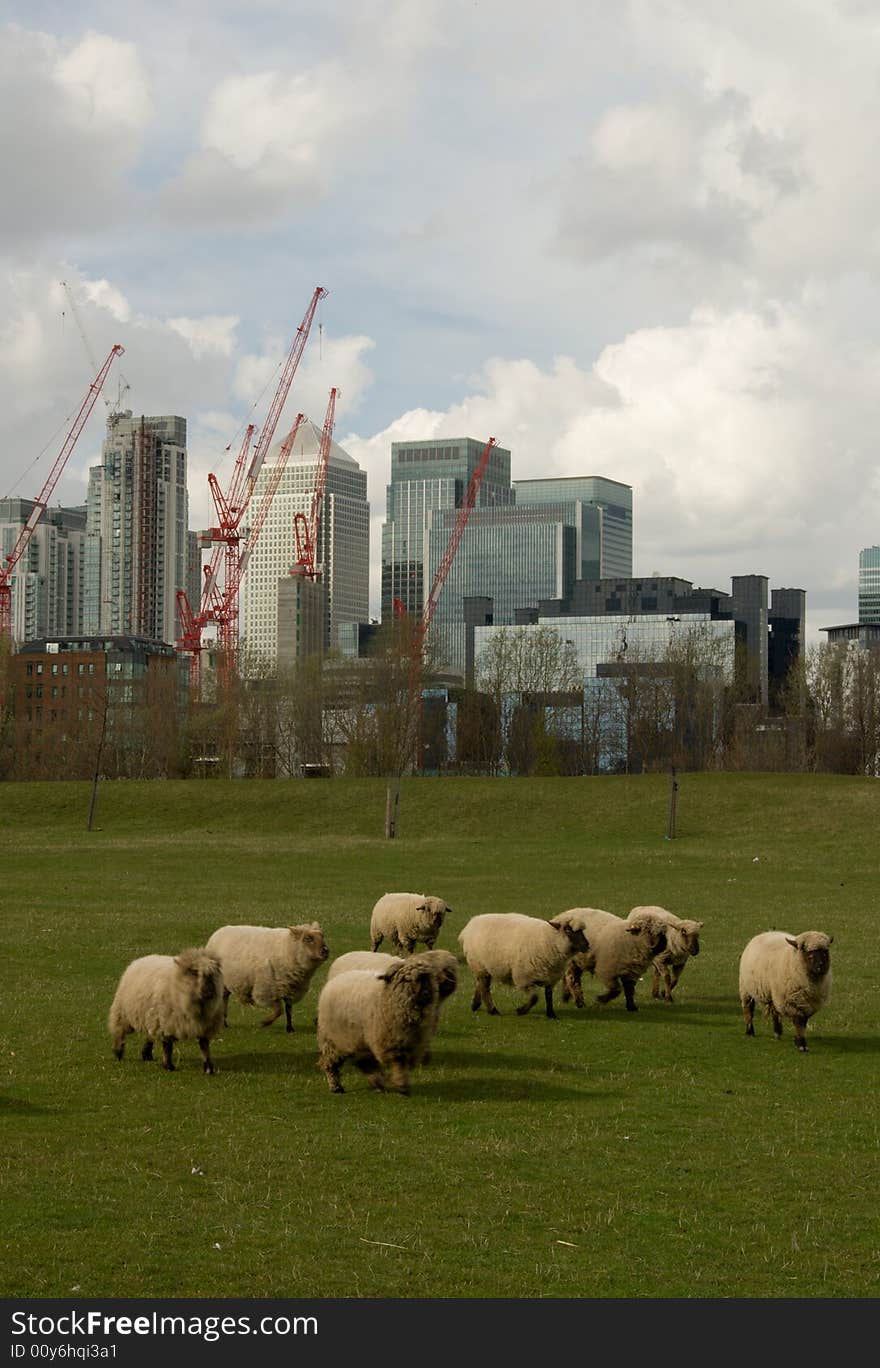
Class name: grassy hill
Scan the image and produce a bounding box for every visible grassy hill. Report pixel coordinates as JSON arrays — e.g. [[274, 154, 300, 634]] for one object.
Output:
[[1, 773, 877, 1298]]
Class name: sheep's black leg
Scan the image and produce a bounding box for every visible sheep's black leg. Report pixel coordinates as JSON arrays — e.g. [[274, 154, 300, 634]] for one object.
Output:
[[371, 933, 383, 952], [385, 1057, 411, 1095], [771, 1008, 783, 1039], [222, 988, 230, 1027], [478, 973, 499, 1015], [198, 1037, 215, 1075], [742, 996, 755, 1036], [793, 1014, 808, 1052], [596, 979, 622, 1005], [544, 985, 557, 1019], [112, 1025, 131, 1060], [284, 998, 294, 1033], [261, 1001, 283, 1028], [161, 1037, 176, 1071], [141, 1038, 154, 1061], [516, 992, 539, 1016], [652, 966, 663, 999], [354, 1054, 385, 1090], [622, 978, 638, 1012]]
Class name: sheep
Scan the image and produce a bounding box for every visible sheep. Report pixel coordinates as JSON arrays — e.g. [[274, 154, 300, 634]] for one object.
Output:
[[561, 907, 669, 1012], [108, 947, 225, 1074], [327, 948, 458, 1064], [458, 911, 589, 1019], [627, 905, 703, 1002], [369, 892, 451, 955], [739, 930, 833, 1052], [316, 959, 440, 1094], [206, 922, 328, 1032]]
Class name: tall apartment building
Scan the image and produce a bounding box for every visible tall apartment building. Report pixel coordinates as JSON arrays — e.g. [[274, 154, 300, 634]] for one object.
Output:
[[381, 438, 514, 621], [859, 546, 880, 624], [0, 499, 87, 645], [242, 420, 369, 664], [83, 412, 189, 644]]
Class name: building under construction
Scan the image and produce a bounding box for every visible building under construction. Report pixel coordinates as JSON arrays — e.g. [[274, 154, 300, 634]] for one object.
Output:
[[83, 411, 189, 645]]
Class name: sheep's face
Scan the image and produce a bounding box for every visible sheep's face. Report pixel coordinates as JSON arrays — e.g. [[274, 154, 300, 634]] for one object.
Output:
[[414, 951, 458, 998], [787, 932, 833, 979], [383, 962, 438, 1009], [627, 918, 667, 955], [175, 950, 222, 1002], [550, 919, 589, 956], [290, 924, 329, 964], [423, 898, 449, 931], [681, 920, 703, 957]]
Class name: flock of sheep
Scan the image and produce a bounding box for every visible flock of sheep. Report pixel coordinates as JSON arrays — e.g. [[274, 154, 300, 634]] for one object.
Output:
[[107, 891, 834, 1092]]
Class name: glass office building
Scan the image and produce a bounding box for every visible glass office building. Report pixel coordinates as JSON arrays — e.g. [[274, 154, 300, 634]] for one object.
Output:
[[859, 546, 880, 624], [426, 505, 578, 674], [514, 476, 632, 578], [381, 438, 513, 619], [474, 613, 735, 695]]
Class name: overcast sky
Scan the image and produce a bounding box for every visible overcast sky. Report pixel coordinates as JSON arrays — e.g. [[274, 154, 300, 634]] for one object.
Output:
[[2, 0, 878, 638]]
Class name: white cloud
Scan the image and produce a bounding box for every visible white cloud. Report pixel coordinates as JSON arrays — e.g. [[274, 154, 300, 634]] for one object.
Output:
[[0, 25, 152, 247], [167, 315, 239, 359]]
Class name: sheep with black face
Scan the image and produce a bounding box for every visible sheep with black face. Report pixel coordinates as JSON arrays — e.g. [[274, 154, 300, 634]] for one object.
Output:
[[108, 947, 224, 1074], [739, 930, 833, 1052]]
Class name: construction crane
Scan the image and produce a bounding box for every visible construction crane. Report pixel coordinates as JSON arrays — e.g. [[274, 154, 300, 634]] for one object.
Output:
[[60, 281, 130, 416], [208, 413, 307, 682], [293, 387, 338, 579], [0, 344, 125, 646], [175, 284, 327, 685]]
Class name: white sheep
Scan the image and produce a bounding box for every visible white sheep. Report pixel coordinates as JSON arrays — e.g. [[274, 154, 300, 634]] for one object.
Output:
[[206, 922, 328, 1032], [458, 911, 589, 1019], [316, 959, 440, 1094], [561, 907, 669, 1012], [327, 948, 458, 1064], [369, 892, 451, 955], [627, 905, 703, 1002], [739, 930, 833, 1052], [108, 947, 225, 1074]]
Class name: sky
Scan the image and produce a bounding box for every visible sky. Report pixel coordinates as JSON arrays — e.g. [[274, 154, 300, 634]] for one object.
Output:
[[2, 0, 879, 640]]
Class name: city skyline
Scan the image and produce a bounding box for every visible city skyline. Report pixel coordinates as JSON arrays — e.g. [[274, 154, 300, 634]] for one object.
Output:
[[1, 5, 879, 646]]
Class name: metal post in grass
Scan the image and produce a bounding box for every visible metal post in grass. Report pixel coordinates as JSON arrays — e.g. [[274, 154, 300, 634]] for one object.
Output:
[[87, 691, 109, 832], [385, 776, 400, 839], [666, 764, 678, 840]]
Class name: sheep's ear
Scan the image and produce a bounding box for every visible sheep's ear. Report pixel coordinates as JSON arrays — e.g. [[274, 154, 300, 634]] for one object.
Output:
[[416, 902, 428, 913], [288, 926, 304, 938], [627, 924, 642, 935], [827, 935, 834, 945], [785, 937, 799, 950], [548, 919, 562, 931]]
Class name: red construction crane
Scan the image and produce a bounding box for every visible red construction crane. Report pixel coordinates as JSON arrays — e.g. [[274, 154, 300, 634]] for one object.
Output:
[[412, 436, 497, 664], [394, 436, 497, 771], [293, 387, 338, 579], [210, 413, 306, 679], [176, 284, 327, 684], [0, 343, 125, 646]]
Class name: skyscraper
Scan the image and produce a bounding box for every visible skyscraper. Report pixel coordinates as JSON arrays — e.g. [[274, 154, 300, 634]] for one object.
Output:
[[0, 499, 87, 644], [859, 546, 880, 624], [514, 476, 633, 578], [381, 438, 514, 621], [83, 411, 189, 644], [242, 419, 369, 663]]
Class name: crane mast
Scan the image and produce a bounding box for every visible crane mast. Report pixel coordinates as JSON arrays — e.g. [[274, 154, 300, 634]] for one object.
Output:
[[0, 344, 125, 645], [293, 387, 338, 580]]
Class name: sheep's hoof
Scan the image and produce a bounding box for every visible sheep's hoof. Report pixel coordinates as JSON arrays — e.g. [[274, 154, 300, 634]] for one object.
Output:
[[112, 1047, 124, 1061], [203, 1062, 215, 1075], [487, 1005, 500, 1016], [162, 1062, 176, 1072], [745, 1024, 755, 1036], [625, 1002, 638, 1013], [286, 1025, 294, 1035]]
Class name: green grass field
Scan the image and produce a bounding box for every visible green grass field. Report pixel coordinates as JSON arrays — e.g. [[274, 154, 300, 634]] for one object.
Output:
[[1, 774, 878, 1299]]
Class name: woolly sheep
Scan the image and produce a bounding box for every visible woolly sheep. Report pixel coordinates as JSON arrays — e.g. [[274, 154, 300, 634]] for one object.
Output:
[[369, 892, 451, 955], [458, 911, 589, 1019], [561, 907, 669, 1012], [108, 947, 224, 1074], [316, 959, 440, 1094], [627, 905, 703, 1002], [739, 930, 833, 1052], [206, 922, 328, 1032], [327, 948, 458, 1064]]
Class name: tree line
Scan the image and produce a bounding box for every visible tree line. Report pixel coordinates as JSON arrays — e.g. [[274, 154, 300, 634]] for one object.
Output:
[[1, 621, 879, 781]]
